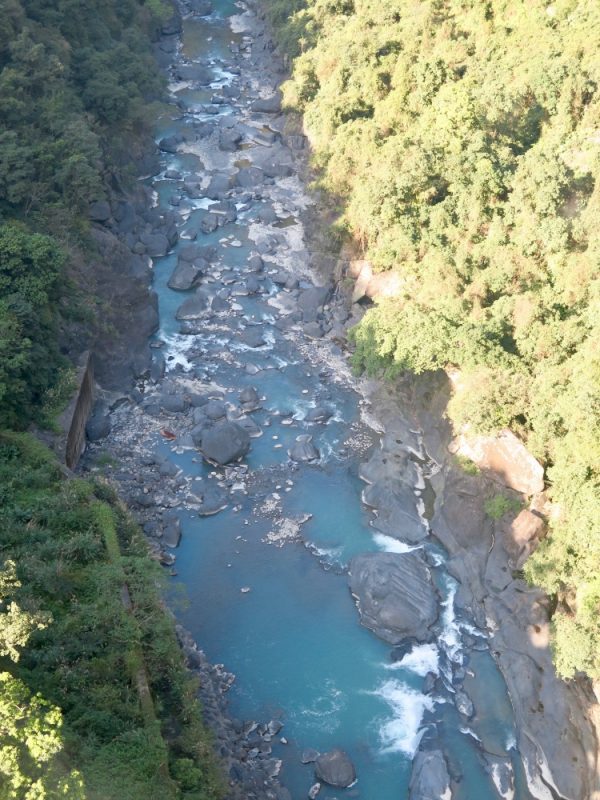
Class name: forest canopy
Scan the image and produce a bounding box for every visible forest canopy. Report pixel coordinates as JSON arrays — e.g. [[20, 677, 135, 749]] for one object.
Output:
[[264, 0, 600, 678]]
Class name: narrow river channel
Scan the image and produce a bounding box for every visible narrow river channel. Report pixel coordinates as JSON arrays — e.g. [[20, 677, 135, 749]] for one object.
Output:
[[98, 2, 539, 797]]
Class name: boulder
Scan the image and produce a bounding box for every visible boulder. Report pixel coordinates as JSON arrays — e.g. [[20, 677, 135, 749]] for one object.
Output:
[[168, 258, 207, 290], [219, 128, 243, 151], [298, 286, 330, 314], [140, 232, 170, 257], [205, 399, 227, 420], [160, 394, 187, 413], [235, 166, 265, 188], [409, 750, 451, 800], [289, 435, 320, 463], [239, 327, 266, 348], [503, 509, 546, 569], [163, 517, 182, 548], [362, 479, 427, 543], [348, 552, 437, 644], [174, 63, 213, 84], [201, 421, 250, 465], [86, 403, 111, 441], [158, 135, 183, 154], [305, 406, 332, 423], [175, 290, 211, 320], [240, 386, 260, 409], [314, 749, 355, 788], [454, 429, 544, 495], [251, 94, 282, 114], [205, 174, 232, 199]]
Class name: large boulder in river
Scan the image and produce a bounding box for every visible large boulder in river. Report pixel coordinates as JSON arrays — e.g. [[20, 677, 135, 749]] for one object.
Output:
[[175, 289, 211, 320], [289, 435, 320, 463], [201, 421, 250, 465], [409, 750, 451, 800], [251, 93, 282, 114], [314, 749, 355, 788], [362, 479, 427, 544], [168, 258, 207, 290], [349, 552, 437, 644]]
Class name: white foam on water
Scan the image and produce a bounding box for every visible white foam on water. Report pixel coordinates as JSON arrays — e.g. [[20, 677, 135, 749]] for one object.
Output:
[[490, 763, 515, 800], [299, 679, 345, 733], [384, 644, 439, 677], [438, 582, 463, 663], [162, 333, 194, 371], [460, 726, 482, 743], [372, 679, 434, 756], [373, 533, 419, 554]]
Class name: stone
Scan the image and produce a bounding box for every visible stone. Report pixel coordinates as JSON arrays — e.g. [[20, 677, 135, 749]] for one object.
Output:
[[175, 290, 211, 320], [305, 406, 332, 423], [301, 749, 320, 764], [163, 517, 182, 548], [362, 479, 427, 543], [298, 286, 330, 314], [168, 258, 207, 290], [314, 749, 356, 788], [303, 322, 324, 339], [239, 327, 266, 348], [219, 128, 243, 151], [235, 166, 264, 188], [409, 750, 451, 800], [455, 689, 474, 718], [174, 63, 213, 84], [308, 784, 321, 799], [240, 385, 260, 408], [86, 402, 111, 441], [200, 421, 250, 465], [349, 552, 438, 644], [158, 135, 183, 154], [140, 232, 170, 257], [160, 394, 187, 413], [289, 435, 320, 463], [205, 174, 232, 199], [503, 509, 546, 568], [251, 93, 282, 113], [454, 429, 544, 495], [205, 399, 227, 420]]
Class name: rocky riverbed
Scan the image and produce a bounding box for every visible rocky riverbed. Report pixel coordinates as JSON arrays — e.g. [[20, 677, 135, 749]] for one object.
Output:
[[80, 1, 600, 798]]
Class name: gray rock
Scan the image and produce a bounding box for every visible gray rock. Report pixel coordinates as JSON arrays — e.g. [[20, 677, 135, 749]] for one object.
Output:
[[363, 479, 427, 543], [235, 167, 264, 188], [140, 232, 170, 257], [158, 135, 183, 154], [174, 63, 213, 84], [305, 406, 332, 423], [160, 394, 187, 414], [298, 286, 330, 313], [301, 749, 320, 764], [409, 750, 451, 800], [86, 403, 111, 441], [349, 552, 438, 644], [239, 327, 266, 348], [219, 128, 243, 151], [205, 174, 231, 199], [455, 689, 474, 718], [175, 290, 211, 320], [240, 386, 260, 409], [189, 0, 212, 15], [205, 400, 227, 420], [168, 258, 207, 290], [289, 435, 320, 463], [314, 749, 356, 788], [304, 322, 324, 339], [235, 415, 262, 438], [308, 784, 321, 800], [163, 517, 182, 548], [251, 94, 282, 113], [201, 421, 250, 465]]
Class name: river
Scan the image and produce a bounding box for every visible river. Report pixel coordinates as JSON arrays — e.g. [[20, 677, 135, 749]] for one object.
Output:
[[95, 1, 539, 797]]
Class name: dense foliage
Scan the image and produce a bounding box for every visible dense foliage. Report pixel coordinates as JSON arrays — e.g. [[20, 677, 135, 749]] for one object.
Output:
[[0, 0, 168, 428], [0, 433, 223, 799], [265, 0, 600, 677]]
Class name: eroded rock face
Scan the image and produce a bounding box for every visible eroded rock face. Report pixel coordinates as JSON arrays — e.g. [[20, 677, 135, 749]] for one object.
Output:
[[314, 749, 356, 788], [502, 509, 546, 568], [349, 552, 437, 644], [409, 750, 451, 800], [455, 430, 544, 495]]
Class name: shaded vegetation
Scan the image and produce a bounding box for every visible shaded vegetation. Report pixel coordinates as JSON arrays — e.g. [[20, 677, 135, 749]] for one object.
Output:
[[0, 432, 223, 799], [265, 0, 600, 677]]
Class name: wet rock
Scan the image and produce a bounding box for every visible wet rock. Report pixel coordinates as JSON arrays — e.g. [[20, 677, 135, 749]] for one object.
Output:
[[247, 254, 264, 272], [304, 322, 323, 339], [86, 402, 111, 442], [163, 516, 182, 548], [455, 689, 474, 718], [235, 416, 262, 438], [175, 289, 211, 320], [314, 749, 356, 788], [305, 406, 332, 423], [205, 399, 227, 420], [198, 487, 229, 515], [212, 295, 230, 312], [409, 749, 451, 800], [239, 327, 266, 348], [363, 479, 427, 543], [165, 168, 181, 179], [158, 134, 183, 153], [168, 258, 207, 290], [301, 749, 320, 764], [289, 434, 320, 463], [423, 672, 437, 694], [174, 63, 213, 84], [251, 93, 282, 113], [308, 784, 321, 799], [240, 386, 260, 410], [349, 552, 437, 644], [150, 353, 166, 383], [201, 421, 250, 465]]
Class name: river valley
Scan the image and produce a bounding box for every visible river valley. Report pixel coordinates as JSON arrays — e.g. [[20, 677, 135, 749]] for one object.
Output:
[[80, 2, 594, 798]]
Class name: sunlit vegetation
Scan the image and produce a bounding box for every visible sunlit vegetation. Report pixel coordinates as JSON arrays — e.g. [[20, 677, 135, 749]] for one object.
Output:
[[265, 0, 600, 678], [0, 433, 223, 799]]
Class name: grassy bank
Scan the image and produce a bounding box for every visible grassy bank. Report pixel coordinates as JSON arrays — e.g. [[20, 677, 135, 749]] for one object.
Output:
[[263, 0, 600, 678]]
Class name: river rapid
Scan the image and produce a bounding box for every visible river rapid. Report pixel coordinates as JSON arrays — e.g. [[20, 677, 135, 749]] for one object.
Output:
[[84, 1, 542, 798]]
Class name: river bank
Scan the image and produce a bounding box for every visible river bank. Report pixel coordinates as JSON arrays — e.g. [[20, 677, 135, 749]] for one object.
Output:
[[80, 1, 599, 798]]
